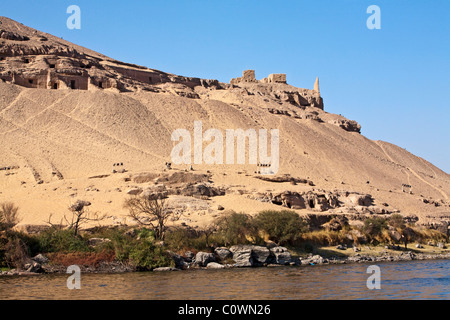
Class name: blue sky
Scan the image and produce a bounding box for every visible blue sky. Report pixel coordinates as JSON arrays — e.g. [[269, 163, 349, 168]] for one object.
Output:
[[2, 0, 449, 173]]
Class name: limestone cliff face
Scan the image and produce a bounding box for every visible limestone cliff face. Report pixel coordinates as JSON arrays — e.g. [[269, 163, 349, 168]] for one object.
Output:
[[0, 16, 333, 124], [0, 16, 222, 95]]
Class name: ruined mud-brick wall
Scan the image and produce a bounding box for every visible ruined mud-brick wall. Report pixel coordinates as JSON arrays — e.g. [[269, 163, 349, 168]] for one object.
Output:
[[231, 70, 287, 85], [230, 69, 256, 84], [261, 73, 287, 84]]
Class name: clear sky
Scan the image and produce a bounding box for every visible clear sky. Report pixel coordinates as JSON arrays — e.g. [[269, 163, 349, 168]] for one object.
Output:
[[2, 0, 449, 173]]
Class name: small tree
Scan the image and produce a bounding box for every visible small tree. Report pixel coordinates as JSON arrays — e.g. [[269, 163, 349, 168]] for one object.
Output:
[[213, 211, 258, 246], [254, 210, 309, 245], [362, 216, 388, 243], [388, 214, 410, 248], [46, 200, 105, 236], [124, 194, 179, 241]]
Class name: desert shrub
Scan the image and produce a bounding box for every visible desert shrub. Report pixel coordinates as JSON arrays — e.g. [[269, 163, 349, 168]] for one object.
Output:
[[410, 226, 445, 244], [101, 230, 134, 262], [165, 227, 223, 253], [13, 231, 41, 257], [300, 229, 350, 246], [2, 237, 28, 268], [379, 229, 396, 244], [362, 216, 388, 242], [101, 229, 172, 270], [388, 214, 406, 229], [128, 239, 174, 270], [36, 228, 91, 253], [254, 210, 309, 245], [0, 202, 20, 231], [165, 227, 200, 252], [135, 228, 156, 241], [214, 211, 259, 246]]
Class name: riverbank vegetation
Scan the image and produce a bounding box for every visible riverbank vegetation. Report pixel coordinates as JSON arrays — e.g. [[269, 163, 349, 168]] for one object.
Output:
[[0, 200, 448, 272]]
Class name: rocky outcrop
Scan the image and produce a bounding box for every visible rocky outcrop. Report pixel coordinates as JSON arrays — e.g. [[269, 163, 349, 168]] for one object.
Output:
[[0, 17, 224, 95], [228, 245, 294, 267], [126, 188, 143, 196], [300, 255, 328, 265], [248, 190, 340, 211], [322, 216, 349, 231], [248, 189, 395, 215], [254, 174, 314, 186], [327, 119, 361, 133], [345, 193, 373, 206], [0, 29, 30, 41], [177, 183, 225, 198]]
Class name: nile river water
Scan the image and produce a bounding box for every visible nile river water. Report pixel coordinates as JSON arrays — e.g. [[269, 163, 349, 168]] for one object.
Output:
[[1, 259, 449, 300]]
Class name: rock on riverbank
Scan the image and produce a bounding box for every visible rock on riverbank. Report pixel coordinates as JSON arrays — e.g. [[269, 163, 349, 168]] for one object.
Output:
[[2, 247, 450, 276]]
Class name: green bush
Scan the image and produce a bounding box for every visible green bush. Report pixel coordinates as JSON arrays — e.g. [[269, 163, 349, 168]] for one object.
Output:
[[128, 239, 174, 270], [214, 211, 259, 246], [363, 217, 388, 235], [164, 227, 224, 252], [165, 227, 200, 252], [136, 228, 156, 241], [95, 228, 173, 270], [109, 234, 134, 262], [254, 210, 309, 245], [35, 228, 91, 253]]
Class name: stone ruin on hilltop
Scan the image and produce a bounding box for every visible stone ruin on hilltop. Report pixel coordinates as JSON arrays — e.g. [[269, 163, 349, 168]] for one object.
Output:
[[230, 70, 324, 110], [230, 69, 287, 85]]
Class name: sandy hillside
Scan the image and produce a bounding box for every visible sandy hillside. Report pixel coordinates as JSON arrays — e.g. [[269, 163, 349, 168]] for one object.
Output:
[[0, 17, 448, 230]]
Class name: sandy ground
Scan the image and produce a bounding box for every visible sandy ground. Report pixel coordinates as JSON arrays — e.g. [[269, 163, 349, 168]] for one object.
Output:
[[0, 80, 449, 229]]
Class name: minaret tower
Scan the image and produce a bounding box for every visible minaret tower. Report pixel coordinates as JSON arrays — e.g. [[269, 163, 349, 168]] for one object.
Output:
[[314, 77, 320, 93]]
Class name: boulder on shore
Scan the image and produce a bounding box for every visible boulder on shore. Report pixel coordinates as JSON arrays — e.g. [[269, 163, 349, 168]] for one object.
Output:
[[229, 245, 293, 267], [206, 262, 225, 269], [270, 246, 292, 265], [251, 246, 272, 266], [229, 245, 254, 267], [153, 267, 179, 272], [167, 251, 189, 269], [194, 252, 216, 267], [214, 247, 232, 261]]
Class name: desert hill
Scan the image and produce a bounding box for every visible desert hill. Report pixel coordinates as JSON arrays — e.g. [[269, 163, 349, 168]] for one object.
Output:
[[0, 17, 449, 230]]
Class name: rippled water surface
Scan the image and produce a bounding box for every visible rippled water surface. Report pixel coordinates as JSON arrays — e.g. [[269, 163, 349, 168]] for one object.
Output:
[[1, 260, 449, 300]]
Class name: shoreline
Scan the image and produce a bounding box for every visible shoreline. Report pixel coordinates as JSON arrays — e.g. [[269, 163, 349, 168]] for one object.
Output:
[[2, 246, 450, 276]]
